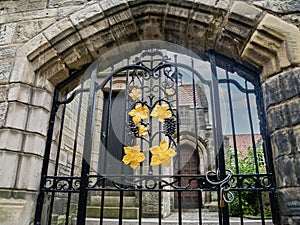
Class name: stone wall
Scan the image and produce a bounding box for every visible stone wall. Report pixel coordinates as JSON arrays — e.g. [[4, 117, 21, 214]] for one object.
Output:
[[0, 0, 299, 224]]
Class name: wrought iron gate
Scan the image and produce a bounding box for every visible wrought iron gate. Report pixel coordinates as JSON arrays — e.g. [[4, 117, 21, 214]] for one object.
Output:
[[35, 45, 279, 225]]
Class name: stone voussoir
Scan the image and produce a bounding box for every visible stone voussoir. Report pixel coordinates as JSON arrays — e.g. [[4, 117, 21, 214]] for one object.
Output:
[[242, 13, 300, 80]]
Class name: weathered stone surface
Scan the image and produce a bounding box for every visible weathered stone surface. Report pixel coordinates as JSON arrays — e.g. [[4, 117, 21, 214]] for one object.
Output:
[[70, 3, 104, 29], [43, 18, 76, 45], [216, 1, 262, 61], [48, 0, 85, 8], [0, 129, 24, 152], [0, 190, 38, 225], [15, 154, 43, 190], [99, 0, 129, 16], [13, 18, 56, 43], [0, 61, 13, 84], [0, 197, 26, 225], [0, 23, 16, 45], [0, 85, 8, 102], [282, 13, 300, 29], [242, 14, 300, 79], [0, 45, 20, 60], [18, 33, 50, 59], [277, 187, 300, 224], [274, 154, 299, 188], [262, 68, 300, 108], [5, 102, 28, 130], [78, 18, 110, 40], [9, 57, 35, 85], [8, 83, 32, 104], [23, 133, 46, 156], [26, 106, 49, 136], [0, 151, 18, 188], [266, 99, 300, 132], [253, 0, 300, 14], [0, 102, 7, 127], [31, 88, 53, 111]]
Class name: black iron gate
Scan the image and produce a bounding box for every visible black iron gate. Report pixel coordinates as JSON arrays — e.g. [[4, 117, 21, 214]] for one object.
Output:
[[35, 44, 279, 225]]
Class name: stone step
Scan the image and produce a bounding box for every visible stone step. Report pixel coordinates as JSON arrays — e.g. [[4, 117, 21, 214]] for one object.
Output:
[[75, 218, 274, 225], [89, 195, 136, 207], [86, 206, 139, 219]]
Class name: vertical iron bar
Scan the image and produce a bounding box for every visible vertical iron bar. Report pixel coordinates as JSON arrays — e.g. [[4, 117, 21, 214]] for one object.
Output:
[[225, 70, 244, 224], [255, 76, 280, 224], [138, 191, 142, 225], [174, 55, 182, 225], [245, 81, 265, 224], [119, 190, 124, 225], [191, 58, 203, 225], [209, 51, 229, 225], [34, 88, 60, 225], [65, 83, 84, 225], [77, 60, 99, 225], [48, 90, 68, 225]]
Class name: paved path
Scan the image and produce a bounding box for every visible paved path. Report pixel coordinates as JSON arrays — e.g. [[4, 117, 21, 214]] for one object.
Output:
[[77, 211, 274, 225]]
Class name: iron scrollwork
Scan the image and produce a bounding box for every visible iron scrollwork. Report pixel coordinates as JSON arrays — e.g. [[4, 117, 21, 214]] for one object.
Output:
[[206, 169, 234, 204]]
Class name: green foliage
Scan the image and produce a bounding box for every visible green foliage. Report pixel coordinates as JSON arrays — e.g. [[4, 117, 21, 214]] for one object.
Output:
[[226, 146, 269, 217]]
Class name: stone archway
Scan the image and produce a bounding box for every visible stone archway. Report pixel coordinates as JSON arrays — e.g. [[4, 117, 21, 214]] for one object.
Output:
[[1, 1, 300, 224]]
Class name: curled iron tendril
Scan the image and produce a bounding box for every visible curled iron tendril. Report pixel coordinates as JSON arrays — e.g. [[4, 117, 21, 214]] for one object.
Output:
[[206, 168, 234, 203]]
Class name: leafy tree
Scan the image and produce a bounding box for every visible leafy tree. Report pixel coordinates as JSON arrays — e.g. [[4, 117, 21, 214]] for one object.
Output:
[[225, 146, 270, 217]]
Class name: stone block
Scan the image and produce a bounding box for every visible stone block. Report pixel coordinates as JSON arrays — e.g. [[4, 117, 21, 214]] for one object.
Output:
[[48, 0, 85, 8], [262, 67, 300, 108], [15, 154, 43, 191], [0, 197, 26, 225], [5, 102, 29, 130], [253, 0, 300, 14], [0, 85, 8, 102], [278, 68, 300, 102], [43, 18, 76, 45], [78, 18, 110, 40], [0, 102, 8, 127], [84, 30, 117, 59], [107, 9, 133, 28], [36, 58, 69, 86], [9, 57, 35, 85], [31, 88, 53, 111], [242, 14, 300, 79], [8, 83, 32, 104], [0, 23, 16, 45], [34, 73, 55, 93], [274, 154, 299, 188], [266, 105, 289, 132], [31, 47, 58, 72], [0, 129, 24, 152], [99, 0, 129, 16], [59, 42, 93, 70], [22, 33, 51, 60], [277, 187, 300, 223], [0, 61, 14, 84], [167, 5, 190, 19], [26, 106, 50, 136], [287, 99, 300, 126], [23, 133, 46, 156], [70, 3, 104, 30], [14, 18, 56, 43], [230, 1, 263, 26], [0, 151, 18, 188], [0, 45, 20, 60]]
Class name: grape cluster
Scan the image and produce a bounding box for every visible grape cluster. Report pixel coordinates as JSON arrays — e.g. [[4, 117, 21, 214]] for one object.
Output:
[[128, 121, 138, 136], [164, 117, 176, 136]]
